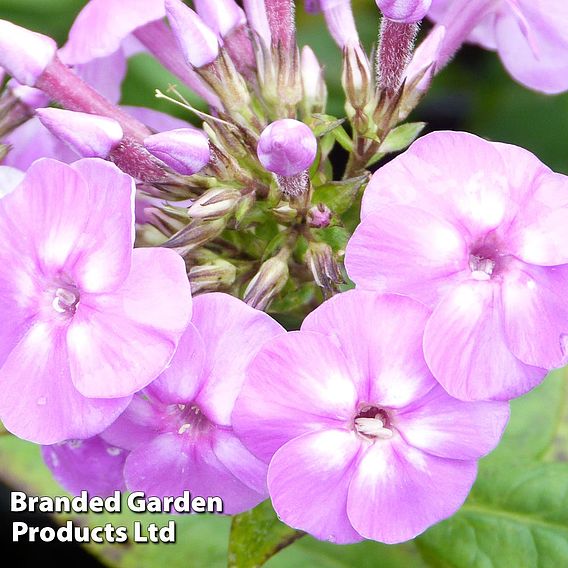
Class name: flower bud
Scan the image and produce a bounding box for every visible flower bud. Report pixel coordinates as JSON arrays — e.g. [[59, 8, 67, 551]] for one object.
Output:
[[188, 259, 237, 294], [320, 0, 359, 48], [272, 203, 298, 223], [36, 108, 123, 158], [258, 119, 317, 177], [301, 46, 327, 113], [342, 43, 372, 110], [306, 241, 343, 297], [144, 128, 210, 176], [307, 203, 332, 228], [187, 188, 241, 220], [165, 0, 219, 68], [265, 0, 296, 51], [163, 218, 227, 255], [194, 0, 246, 39], [375, 0, 432, 23], [7, 80, 49, 109], [243, 251, 290, 310], [0, 20, 56, 86], [243, 0, 271, 47]]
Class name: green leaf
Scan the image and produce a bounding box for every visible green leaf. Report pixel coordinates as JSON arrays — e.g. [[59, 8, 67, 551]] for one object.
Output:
[[0, 436, 231, 568], [312, 175, 368, 215], [314, 226, 350, 252], [417, 462, 568, 567], [484, 367, 568, 466], [228, 501, 304, 568], [378, 122, 426, 154], [309, 114, 347, 138]]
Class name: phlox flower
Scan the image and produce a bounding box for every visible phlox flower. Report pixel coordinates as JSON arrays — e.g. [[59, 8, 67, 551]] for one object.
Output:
[[0, 158, 192, 444], [346, 131, 568, 401], [428, 0, 568, 94], [233, 290, 509, 544], [54, 293, 284, 513]]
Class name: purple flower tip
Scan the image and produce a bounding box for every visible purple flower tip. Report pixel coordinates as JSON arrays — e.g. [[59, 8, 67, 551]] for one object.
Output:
[[144, 128, 211, 176], [0, 20, 56, 86], [376, 0, 432, 23], [257, 119, 318, 177], [194, 0, 246, 39], [165, 0, 219, 68], [36, 108, 124, 159]]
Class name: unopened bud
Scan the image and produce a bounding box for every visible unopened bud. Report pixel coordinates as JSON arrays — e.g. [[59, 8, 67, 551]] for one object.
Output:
[[272, 203, 298, 223], [342, 43, 372, 110], [307, 203, 332, 228], [320, 0, 359, 48], [306, 241, 343, 297], [194, 0, 246, 39], [165, 0, 220, 68], [188, 259, 237, 294], [7, 80, 49, 109], [301, 46, 327, 113], [36, 108, 123, 158], [0, 20, 56, 86], [265, 0, 296, 51], [244, 251, 290, 310], [375, 0, 431, 23], [187, 188, 241, 220], [243, 0, 271, 48], [163, 218, 226, 255], [258, 119, 317, 177], [144, 128, 210, 176]]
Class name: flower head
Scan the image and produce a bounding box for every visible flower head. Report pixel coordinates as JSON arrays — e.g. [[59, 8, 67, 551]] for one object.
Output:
[[84, 293, 285, 514], [376, 0, 432, 23], [0, 158, 192, 444], [345, 131, 568, 401], [233, 290, 508, 543]]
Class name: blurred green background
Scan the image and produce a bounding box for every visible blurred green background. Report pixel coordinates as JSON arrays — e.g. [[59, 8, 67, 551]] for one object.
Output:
[[2, 0, 568, 173]]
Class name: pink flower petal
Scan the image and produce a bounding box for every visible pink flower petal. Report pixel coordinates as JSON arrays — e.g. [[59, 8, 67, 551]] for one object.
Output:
[[60, 0, 166, 65], [346, 437, 478, 544], [303, 291, 436, 408], [68, 159, 134, 293], [233, 331, 358, 463], [396, 385, 509, 460], [42, 436, 127, 497], [496, 1, 568, 94], [67, 248, 191, 398], [268, 429, 364, 544], [124, 429, 266, 514], [0, 321, 130, 444], [423, 280, 547, 401], [501, 262, 568, 369], [345, 207, 467, 306], [191, 293, 284, 427], [146, 323, 206, 404], [100, 395, 165, 451]]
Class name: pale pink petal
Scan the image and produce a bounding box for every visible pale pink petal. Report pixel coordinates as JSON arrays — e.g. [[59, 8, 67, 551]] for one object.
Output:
[[303, 291, 436, 407], [191, 293, 285, 427], [361, 132, 512, 240], [505, 171, 568, 266], [501, 262, 568, 369], [268, 429, 364, 544], [232, 331, 358, 463], [100, 395, 165, 451], [42, 437, 127, 497], [68, 159, 134, 293], [0, 322, 130, 444], [146, 323, 206, 404], [345, 207, 468, 306], [60, 0, 166, 64], [423, 280, 547, 401], [124, 429, 265, 514], [67, 248, 191, 398], [397, 386, 509, 460], [0, 166, 24, 197], [496, 2, 568, 94], [346, 437, 478, 544]]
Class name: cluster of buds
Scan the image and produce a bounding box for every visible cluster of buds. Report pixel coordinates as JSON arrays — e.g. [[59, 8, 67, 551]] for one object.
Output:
[[0, 0, 442, 318]]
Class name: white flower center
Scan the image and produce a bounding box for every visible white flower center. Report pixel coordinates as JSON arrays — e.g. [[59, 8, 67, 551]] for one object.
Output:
[[354, 405, 393, 440], [52, 286, 80, 315], [469, 254, 496, 281]]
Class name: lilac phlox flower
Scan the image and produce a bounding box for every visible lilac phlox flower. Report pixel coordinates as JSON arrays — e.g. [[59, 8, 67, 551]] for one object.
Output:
[[376, 0, 432, 23], [0, 158, 192, 444], [428, 0, 568, 94], [233, 290, 509, 543], [346, 131, 568, 401], [90, 293, 285, 514]]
